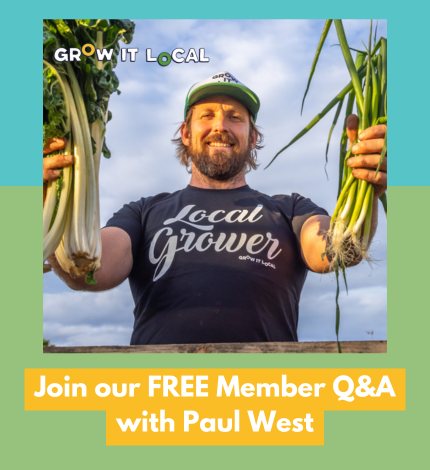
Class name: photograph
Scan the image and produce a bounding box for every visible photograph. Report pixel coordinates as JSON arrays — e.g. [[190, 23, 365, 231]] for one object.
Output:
[[42, 19, 387, 352]]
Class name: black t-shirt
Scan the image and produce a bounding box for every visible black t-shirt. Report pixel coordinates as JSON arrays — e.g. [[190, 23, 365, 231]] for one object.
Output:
[[105, 185, 328, 345]]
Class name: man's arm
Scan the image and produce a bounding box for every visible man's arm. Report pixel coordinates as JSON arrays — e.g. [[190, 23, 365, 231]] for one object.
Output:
[[49, 227, 133, 291]]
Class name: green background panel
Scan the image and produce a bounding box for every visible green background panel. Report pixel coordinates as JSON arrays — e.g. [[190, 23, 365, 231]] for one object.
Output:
[[2, 186, 429, 468]]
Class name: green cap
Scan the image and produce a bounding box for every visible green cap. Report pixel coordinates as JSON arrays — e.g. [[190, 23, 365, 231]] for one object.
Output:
[[184, 71, 260, 122]]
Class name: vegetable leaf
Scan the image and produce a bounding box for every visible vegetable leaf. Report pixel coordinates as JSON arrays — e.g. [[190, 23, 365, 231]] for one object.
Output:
[[85, 267, 98, 285], [301, 20, 333, 115]]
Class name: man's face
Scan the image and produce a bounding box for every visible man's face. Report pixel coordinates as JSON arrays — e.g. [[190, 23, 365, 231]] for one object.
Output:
[[181, 95, 257, 180]]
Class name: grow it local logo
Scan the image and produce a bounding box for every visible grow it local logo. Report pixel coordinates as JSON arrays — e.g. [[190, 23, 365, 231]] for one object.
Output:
[[54, 44, 139, 62], [146, 48, 209, 66], [54, 45, 210, 66]]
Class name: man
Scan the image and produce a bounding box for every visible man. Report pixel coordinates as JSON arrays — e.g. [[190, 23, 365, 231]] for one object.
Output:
[[45, 72, 387, 345]]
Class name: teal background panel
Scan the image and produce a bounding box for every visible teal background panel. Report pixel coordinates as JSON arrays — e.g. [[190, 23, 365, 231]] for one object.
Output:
[[3, 4, 427, 186]]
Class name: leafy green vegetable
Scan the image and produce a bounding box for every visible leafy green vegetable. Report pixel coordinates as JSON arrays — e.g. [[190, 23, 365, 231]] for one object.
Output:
[[43, 19, 135, 280], [44, 19, 134, 129], [43, 66, 67, 145]]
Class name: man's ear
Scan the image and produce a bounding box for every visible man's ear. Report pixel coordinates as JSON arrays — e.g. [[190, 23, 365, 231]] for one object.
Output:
[[180, 122, 191, 146], [250, 129, 258, 150]]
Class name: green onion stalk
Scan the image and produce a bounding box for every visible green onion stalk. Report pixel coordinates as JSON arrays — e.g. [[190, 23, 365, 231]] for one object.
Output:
[[267, 20, 387, 270], [327, 21, 387, 269], [267, 20, 387, 350], [42, 20, 135, 281]]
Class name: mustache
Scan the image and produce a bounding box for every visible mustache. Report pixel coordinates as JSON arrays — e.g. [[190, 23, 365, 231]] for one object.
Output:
[[202, 134, 237, 146]]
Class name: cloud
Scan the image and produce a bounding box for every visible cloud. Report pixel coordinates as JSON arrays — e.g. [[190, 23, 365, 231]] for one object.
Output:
[[299, 273, 387, 342], [43, 285, 134, 346]]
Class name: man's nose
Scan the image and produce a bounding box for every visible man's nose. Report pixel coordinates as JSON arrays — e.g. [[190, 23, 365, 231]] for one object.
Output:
[[211, 113, 229, 133]]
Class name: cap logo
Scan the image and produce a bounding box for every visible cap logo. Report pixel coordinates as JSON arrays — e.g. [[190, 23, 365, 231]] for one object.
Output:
[[185, 71, 260, 121], [211, 73, 239, 83]]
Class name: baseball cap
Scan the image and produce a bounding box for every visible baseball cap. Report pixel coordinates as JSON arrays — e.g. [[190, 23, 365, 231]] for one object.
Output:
[[184, 71, 260, 122]]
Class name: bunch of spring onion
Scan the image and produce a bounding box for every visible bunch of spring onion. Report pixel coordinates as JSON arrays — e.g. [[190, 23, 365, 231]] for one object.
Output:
[[43, 19, 135, 282], [268, 21, 387, 262], [328, 21, 387, 270], [267, 20, 387, 350]]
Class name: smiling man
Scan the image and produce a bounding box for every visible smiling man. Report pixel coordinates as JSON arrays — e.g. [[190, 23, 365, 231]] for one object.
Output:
[[179, 97, 258, 186], [47, 71, 387, 345]]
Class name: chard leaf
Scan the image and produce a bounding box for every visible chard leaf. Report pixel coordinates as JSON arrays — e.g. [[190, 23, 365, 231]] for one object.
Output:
[[95, 69, 119, 93], [85, 268, 98, 285], [111, 19, 135, 44], [43, 62, 67, 142], [91, 137, 97, 155], [43, 26, 57, 48], [85, 101, 103, 124], [102, 139, 111, 158], [93, 19, 110, 30], [105, 24, 121, 48], [85, 72, 98, 102], [112, 42, 121, 69], [52, 20, 82, 51], [43, 19, 135, 162]]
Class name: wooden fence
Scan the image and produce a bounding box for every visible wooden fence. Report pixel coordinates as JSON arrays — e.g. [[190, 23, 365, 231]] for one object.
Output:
[[43, 340, 386, 354]]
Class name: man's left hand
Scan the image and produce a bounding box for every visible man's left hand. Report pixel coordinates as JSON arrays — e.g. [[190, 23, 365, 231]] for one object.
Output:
[[347, 124, 387, 199]]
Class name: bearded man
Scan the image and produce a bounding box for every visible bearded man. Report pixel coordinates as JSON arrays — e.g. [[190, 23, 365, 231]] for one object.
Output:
[[46, 71, 387, 345]]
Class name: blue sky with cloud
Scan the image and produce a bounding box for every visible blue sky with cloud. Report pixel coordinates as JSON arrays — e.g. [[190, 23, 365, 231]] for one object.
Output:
[[43, 19, 387, 346]]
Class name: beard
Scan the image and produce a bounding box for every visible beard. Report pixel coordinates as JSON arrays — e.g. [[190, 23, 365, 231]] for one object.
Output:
[[188, 133, 252, 181]]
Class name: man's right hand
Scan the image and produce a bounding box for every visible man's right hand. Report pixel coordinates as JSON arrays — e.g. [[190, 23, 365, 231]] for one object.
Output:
[[44, 139, 133, 290], [49, 227, 133, 292], [43, 137, 75, 182], [43, 137, 75, 205]]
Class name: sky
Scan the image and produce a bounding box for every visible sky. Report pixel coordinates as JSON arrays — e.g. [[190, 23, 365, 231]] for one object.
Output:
[[43, 19, 387, 346]]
